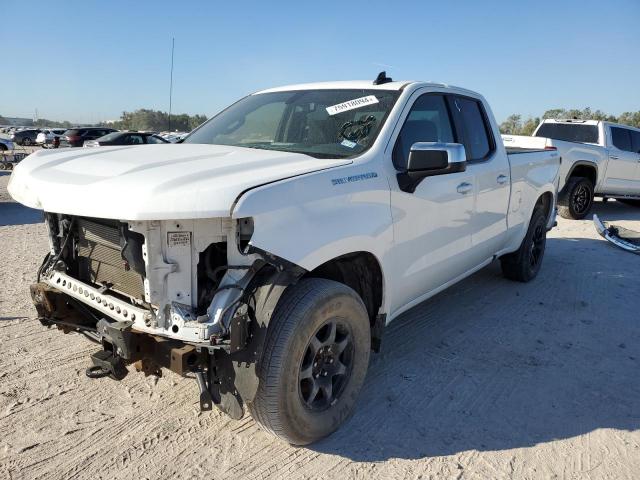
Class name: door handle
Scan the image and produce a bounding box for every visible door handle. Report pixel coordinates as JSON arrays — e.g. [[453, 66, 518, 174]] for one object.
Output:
[[456, 182, 473, 194], [610, 155, 619, 160], [497, 174, 508, 185]]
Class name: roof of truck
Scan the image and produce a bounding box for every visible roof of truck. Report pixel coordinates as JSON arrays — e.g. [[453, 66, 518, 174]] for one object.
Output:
[[254, 80, 479, 96]]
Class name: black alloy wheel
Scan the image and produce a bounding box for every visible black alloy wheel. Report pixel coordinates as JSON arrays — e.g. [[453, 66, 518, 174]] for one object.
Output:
[[299, 319, 354, 411]]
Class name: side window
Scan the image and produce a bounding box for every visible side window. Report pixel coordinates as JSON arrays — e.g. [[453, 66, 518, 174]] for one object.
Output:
[[611, 127, 633, 152], [392, 94, 454, 169], [449, 96, 493, 161], [126, 134, 144, 145], [146, 135, 166, 144], [630, 130, 640, 153]]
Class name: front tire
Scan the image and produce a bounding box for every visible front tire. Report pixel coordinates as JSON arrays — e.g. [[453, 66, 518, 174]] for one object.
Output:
[[22, 138, 32, 146], [500, 207, 548, 282], [249, 278, 371, 445], [558, 176, 594, 219]]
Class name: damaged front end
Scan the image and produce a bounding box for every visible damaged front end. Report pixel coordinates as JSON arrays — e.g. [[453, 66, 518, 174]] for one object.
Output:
[[32, 212, 304, 418]]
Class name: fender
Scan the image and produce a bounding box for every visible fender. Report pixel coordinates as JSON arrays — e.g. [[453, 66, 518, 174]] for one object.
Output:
[[563, 160, 598, 189], [558, 144, 602, 190], [231, 162, 393, 273]]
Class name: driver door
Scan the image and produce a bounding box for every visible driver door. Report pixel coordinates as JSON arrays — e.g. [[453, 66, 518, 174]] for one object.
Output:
[[388, 93, 476, 316]]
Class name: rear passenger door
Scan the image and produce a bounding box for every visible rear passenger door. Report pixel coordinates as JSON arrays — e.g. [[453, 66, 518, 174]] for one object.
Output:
[[448, 95, 510, 262], [606, 127, 640, 194]]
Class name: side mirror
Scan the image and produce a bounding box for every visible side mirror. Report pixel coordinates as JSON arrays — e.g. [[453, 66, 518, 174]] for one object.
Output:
[[398, 142, 467, 193]]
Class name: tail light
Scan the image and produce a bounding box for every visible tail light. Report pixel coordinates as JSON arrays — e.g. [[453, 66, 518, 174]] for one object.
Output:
[[544, 146, 557, 150]]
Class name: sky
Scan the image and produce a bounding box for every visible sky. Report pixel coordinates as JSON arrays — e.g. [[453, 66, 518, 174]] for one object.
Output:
[[1, 0, 639, 124]]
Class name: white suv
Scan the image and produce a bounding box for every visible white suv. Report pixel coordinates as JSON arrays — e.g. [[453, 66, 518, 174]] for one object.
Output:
[[36, 129, 67, 148]]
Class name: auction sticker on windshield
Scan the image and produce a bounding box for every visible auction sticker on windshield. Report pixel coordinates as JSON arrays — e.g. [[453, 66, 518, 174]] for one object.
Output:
[[326, 96, 379, 116]]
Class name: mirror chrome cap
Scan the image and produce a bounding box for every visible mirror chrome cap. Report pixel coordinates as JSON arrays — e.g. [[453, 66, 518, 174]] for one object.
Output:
[[410, 142, 467, 164]]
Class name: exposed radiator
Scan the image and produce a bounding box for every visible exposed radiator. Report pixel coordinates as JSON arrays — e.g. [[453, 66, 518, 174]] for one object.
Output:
[[76, 218, 145, 299]]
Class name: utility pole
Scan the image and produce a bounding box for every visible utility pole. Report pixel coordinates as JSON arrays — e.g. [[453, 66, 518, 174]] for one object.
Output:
[[168, 37, 175, 132]]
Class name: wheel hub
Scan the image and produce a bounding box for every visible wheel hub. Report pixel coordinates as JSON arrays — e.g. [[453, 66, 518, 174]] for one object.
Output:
[[312, 346, 338, 378], [572, 184, 591, 214], [299, 319, 354, 411]]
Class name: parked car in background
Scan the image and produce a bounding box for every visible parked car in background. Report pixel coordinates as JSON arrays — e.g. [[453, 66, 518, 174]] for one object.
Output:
[[10, 129, 41, 146], [84, 131, 170, 147], [60, 127, 118, 147], [503, 119, 640, 219], [0, 138, 15, 151], [36, 129, 67, 148], [160, 131, 189, 143]]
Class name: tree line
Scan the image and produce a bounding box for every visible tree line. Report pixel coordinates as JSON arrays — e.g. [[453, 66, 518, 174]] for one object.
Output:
[[1, 109, 208, 132], [499, 108, 640, 136], [106, 109, 208, 132]]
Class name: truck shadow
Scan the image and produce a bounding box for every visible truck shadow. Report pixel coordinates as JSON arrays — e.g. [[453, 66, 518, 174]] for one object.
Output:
[[0, 201, 43, 226], [312, 236, 640, 460], [591, 199, 640, 221]]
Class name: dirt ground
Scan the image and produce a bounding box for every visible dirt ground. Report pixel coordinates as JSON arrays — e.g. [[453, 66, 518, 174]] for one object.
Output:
[[0, 169, 639, 480]]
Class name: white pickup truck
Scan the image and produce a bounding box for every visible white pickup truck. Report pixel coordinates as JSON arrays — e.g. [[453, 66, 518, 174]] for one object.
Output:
[[9, 75, 560, 444], [503, 119, 640, 219]]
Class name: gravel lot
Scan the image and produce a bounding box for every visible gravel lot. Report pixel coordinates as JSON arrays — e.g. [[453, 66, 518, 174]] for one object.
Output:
[[1, 168, 639, 479]]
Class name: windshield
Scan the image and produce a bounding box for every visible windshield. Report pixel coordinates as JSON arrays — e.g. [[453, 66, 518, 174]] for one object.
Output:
[[184, 89, 400, 158]]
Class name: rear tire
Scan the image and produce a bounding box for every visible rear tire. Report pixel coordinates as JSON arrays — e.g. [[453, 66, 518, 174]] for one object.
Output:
[[500, 207, 548, 282], [249, 278, 371, 445], [557, 176, 594, 220], [22, 138, 32, 146]]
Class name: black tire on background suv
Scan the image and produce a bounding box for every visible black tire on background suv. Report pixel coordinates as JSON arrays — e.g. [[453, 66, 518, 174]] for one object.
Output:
[[500, 207, 548, 282], [250, 278, 371, 445], [557, 176, 594, 220], [22, 137, 32, 146]]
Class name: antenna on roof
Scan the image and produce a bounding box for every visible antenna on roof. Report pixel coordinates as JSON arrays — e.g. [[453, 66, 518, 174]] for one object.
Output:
[[373, 71, 393, 85]]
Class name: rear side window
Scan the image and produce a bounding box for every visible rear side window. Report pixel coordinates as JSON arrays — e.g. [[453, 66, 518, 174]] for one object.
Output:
[[146, 135, 167, 144], [450, 96, 493, 162], [392, 94, 455, 169], [535, 123, 599, 144], [125, 134, 145, 145], [611, 127, 633, 152]]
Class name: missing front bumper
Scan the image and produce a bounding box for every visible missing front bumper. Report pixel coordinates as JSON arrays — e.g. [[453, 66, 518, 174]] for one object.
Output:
[[593, 214, 640, 255]]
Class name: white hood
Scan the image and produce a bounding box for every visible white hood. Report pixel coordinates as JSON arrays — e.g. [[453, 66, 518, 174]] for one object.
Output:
[[8, 144, 351, 220]]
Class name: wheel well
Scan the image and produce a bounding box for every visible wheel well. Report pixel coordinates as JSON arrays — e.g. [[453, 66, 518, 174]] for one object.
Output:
[[535, 191, 553, 220], [568, 163, 596, 186], [304, 252, 383, 329]]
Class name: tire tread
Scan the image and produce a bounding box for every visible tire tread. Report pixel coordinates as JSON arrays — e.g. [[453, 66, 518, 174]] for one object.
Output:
[[249, 278, 367, 444]]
